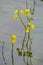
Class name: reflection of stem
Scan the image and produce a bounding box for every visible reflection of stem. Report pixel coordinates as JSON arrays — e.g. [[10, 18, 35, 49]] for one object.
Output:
[[2, 41, 7, 65], [11, 43, 14, 65], [23, 50, 26, 65], [27, 56, 29, 65]]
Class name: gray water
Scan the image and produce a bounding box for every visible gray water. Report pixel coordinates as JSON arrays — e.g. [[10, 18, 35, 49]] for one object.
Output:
[[0, 0, 43, 65]]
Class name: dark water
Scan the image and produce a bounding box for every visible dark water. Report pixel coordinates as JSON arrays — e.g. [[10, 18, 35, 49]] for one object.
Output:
[[0, 0, 43, 65]]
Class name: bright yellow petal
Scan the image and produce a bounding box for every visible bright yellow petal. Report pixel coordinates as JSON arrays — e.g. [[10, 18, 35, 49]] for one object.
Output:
[[25, 27, 30, 32], [28, 22, 32, 26], [11, 35, 16, 43], [31, 24, 35, 30], [25, 9, 30, 16], [25, 9, 30, 13]]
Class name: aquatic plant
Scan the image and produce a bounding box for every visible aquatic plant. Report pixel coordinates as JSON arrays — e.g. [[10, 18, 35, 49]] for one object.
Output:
[[2, 35, 16, 65], [1, 0, 43, 65], [13, 0, 36, 65], [11, 35, 16, 65]]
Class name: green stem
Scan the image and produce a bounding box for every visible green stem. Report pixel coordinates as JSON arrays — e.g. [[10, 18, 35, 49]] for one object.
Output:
[[2, 41, 7, 65], [25, 31, 30, 65], [28, 34, 32, 65], [29, 38, 32, 52], [33, 0, 36, 14], [18, 14, 26, 29], [26, 0, 28, 9], [11, 43, 14, 65], [30, 0, 36, 15], [21, 31, 26, 51], [26, 29, 30, 50]]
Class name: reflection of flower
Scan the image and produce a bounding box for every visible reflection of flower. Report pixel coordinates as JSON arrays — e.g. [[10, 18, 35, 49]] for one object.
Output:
[[26, 27, 30, 32], [13, 15, 18, 20], [11, 35, 16, 43]]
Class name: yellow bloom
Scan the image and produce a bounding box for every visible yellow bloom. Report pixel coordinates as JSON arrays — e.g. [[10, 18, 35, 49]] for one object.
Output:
[[25, 27, 30, 32], [26, 13, 30, 17], [28, 22, 32, 26], [11, 35, 16, 43], [14, 10, 18, 14], [31, 23, 35, 30], [20, 10, 24, 14], [25, 9, 30, 16], [13, 15, 18, 20], [25, 9, 30, 13]]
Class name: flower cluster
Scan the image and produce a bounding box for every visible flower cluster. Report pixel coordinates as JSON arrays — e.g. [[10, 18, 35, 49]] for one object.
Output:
[[13, 9, 35, 33], [26, 22, 35, 32], [13, 9, 30, 20]]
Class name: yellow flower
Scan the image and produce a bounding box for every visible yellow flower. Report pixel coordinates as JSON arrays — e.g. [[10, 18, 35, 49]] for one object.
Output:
[[11, 35, 16, 43], [20, 10, 24, 14], [25, 9, 30, 13], [28, 22, 32, 26], [31, 23, 35, 30], [26, 13, 30, 17], [13, 15, 18, 20], [14, 10, 19, 14], [25, 9, 30, 16], [25, 27, 30, 32]]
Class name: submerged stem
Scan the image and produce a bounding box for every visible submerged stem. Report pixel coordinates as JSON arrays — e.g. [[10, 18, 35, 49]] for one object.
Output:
[[11, 43, 14, 65], [2, 41, 7, 65], [30, 57, 33, 65]]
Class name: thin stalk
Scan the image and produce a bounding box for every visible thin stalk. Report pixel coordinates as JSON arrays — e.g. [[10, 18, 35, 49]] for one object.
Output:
[[27, 57, 29, 65], [18, 14, 26, 29], [26, 20, 30, 49], [2, 41, 7, 65], [29, 35, 32, 65], [22, 31, 27, 65], [29, 38, 32, 51], [26, 32, 30, 65], [33, 0, 36, 14], [11, 43, 14, 65], [25, 0, 28, 9], [31, 0, 36, 15], [30, 57, 32, 65], [21, 31, 26, 51]]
